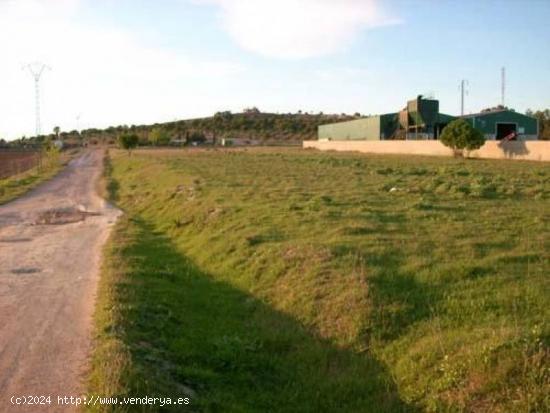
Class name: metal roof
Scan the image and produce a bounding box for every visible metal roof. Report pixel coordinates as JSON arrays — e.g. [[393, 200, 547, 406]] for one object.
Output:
[[460, 109, 508, 118]]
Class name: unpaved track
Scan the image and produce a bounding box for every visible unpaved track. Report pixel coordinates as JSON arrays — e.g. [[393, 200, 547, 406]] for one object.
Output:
[[0, 150, 120, 412]]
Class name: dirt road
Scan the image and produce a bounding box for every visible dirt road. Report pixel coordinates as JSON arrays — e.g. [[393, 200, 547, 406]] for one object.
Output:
[[0, 150, 120, 412]]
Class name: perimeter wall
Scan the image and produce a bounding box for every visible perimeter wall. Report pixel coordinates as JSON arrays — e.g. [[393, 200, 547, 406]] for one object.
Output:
[[303, 140, 550, 162]]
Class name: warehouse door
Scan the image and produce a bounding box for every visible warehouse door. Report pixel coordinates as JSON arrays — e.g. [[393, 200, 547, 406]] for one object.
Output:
[[496, 123, 517, 140]]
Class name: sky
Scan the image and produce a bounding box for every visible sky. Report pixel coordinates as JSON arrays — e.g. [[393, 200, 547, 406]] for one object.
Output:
[[1, 0, 549, 140]]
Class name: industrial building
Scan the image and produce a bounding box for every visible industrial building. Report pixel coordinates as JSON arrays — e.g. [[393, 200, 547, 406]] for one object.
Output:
[[461, 110, 538, 140], [318, 113, 399, 141], [318, 96, 538, 141]]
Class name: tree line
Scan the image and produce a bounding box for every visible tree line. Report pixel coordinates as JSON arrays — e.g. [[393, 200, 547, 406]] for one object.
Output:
[[3, 110, 357, 148]]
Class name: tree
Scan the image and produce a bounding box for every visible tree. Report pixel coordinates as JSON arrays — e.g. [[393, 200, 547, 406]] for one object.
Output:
[[148, 127, 170, 146], [53, 126, 60, 139], [526, 109, 550, 140], [243, 106, 260, 114], [214, 111, 233, 123], [118, 133, 139, 155], [481, 105, 511, 113], [440, 119, 485, 156]]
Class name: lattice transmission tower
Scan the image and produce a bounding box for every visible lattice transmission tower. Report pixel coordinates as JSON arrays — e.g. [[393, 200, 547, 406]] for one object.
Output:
[[23, 62, 51, 136]]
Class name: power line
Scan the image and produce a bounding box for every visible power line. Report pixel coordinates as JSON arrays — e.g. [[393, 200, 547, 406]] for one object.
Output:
[[76, 113, 82, 134], [23, 62, 51, 136]]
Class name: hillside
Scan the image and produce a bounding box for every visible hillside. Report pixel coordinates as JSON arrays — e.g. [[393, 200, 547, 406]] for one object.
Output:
[[7, 110, 358, 147]]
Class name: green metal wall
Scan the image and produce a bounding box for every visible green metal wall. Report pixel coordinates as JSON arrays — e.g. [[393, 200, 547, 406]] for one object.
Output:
[[317, 106, 538, 141], [379, 113, 399, 139], [407, 97, 439, 127], [318, 117, 382, 141], [463, 111, 538, 137]]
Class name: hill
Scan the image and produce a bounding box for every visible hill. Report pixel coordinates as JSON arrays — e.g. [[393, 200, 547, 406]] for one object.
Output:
[[6, 109, 358, 147]]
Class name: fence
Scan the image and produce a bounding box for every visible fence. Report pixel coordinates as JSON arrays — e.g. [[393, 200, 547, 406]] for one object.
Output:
[[303, 140, 550, 162]]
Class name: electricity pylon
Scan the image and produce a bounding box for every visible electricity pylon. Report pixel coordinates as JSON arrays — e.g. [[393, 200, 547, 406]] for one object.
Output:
[[23, 62, 51, 136]]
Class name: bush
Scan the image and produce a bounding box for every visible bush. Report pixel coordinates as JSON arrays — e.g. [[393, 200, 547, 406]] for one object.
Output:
[[118, 134, 139, 155], [440, 119, 485, 156], [148, 127, 170, 146]]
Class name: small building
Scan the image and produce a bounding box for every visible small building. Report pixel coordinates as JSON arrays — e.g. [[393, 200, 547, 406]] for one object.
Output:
[[221, 137, 261, 146], [460, 110, 538, 141]]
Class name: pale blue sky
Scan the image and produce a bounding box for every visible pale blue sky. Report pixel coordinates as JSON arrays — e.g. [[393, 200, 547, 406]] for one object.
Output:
[[1, 0, 549, 139]]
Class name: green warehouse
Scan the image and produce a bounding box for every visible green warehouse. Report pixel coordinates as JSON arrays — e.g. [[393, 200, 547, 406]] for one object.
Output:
[[318, 113, 398, 141], [461, 110, 538, 140], [318, 96, 539, 141], [319, 96, 456, 141]]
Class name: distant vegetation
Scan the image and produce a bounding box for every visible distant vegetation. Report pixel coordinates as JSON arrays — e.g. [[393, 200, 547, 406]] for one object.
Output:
[[526, 109, 550, 140], [3, 109, 356, 148]]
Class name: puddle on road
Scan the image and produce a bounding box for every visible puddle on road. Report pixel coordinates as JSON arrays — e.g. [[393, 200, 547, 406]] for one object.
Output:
[[34, 207, 101, 225], [11, 268, 41, 275]]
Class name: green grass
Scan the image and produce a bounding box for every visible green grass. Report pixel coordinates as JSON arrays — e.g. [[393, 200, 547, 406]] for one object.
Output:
[[90, 148, 549, 412], [0, 152, 68, 204]]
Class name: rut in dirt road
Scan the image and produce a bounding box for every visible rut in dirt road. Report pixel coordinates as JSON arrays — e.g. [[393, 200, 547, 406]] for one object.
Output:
[[0, 150, 120, 413]]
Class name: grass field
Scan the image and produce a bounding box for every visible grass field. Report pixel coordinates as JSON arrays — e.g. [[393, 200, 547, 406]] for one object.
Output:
[[90, 148, 549, 412], [0, 150, 67, 205]]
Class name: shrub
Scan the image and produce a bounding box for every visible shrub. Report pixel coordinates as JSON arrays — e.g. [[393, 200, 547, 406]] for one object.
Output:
[[148, 127, 170, 146], [118, 133, 139, 155], [440, 119, 485, 156]]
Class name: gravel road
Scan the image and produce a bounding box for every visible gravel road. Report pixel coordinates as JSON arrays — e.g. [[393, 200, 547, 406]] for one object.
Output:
[[0, 150, 120, 412]]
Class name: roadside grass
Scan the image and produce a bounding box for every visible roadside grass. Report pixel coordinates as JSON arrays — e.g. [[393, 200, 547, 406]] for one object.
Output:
[[0, 150, 70, 204], [90, 214, 411, 412], [90, 148, 549, 412]]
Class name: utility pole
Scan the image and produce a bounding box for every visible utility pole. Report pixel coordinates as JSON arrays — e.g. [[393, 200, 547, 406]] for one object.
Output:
[[460, 79, 468, 116], [501, 67, 506, 108], [23, 62, 51, 136], [76, 113, 82, 133]]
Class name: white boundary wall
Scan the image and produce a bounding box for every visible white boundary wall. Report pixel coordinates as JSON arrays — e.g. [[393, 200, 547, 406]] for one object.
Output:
[[303, 140, 550, 162]]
